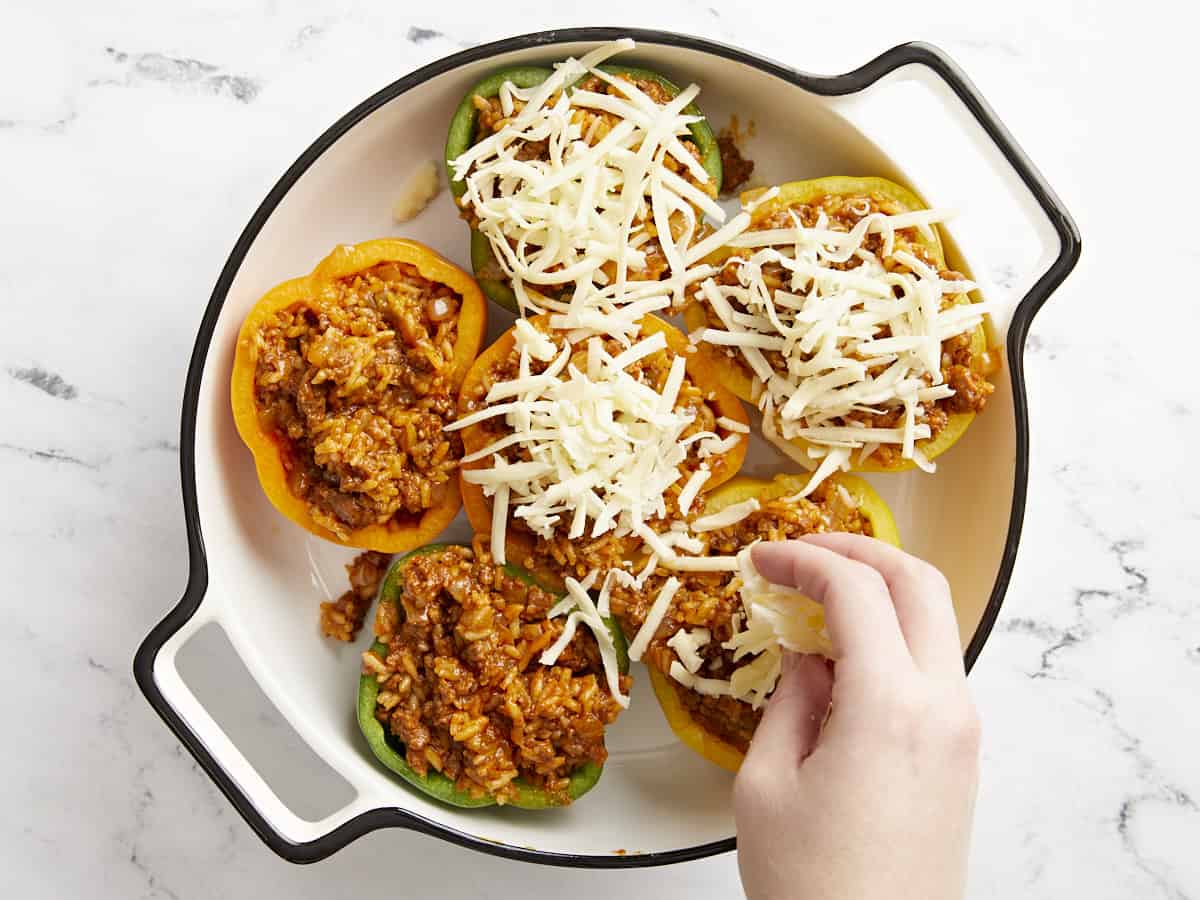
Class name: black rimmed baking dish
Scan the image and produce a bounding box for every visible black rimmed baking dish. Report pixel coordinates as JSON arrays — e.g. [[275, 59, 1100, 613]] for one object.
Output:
[[134, 27, 1080, 867]]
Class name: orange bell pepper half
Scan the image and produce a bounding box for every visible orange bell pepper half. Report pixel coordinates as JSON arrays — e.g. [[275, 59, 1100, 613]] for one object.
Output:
[[456, 313, 748, 570], [230, 238, 486, 552]]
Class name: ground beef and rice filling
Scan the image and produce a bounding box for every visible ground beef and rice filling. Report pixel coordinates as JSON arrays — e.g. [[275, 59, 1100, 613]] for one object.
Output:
[[716, 132, 754, 197], [252, 262, 463, 539], [687, 192, 995, 467], [609, 482, 871, 752], [320, 550, 391, 642], [362, 541, 628, 804], [459, 321, 730, 585]]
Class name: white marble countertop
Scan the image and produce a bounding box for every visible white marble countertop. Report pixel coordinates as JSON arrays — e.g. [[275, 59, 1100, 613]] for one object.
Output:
[[4, 1, 1196, 897]]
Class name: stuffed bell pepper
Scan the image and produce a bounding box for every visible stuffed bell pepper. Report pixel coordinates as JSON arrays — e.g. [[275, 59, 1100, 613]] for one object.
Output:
[[609, 472, 900, 772], [683, 175, 1000, 478], [448, 313, 749, 585], [444, 46, 724, 314], [231, 239, 486, 551], [358, 541, 629, 807]]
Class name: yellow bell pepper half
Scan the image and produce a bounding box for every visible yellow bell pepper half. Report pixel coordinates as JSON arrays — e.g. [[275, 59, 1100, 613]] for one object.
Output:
[[682, 175, 998, 472], [230, 239, 487, 552], [647, 471, 900, 773]]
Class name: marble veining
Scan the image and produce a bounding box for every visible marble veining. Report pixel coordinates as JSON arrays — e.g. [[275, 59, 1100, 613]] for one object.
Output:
[[0, 442, 100, 469], [8, 366, 79, 400], [3, 2, 1194, 898], [406, 26, 444, 44], [99, 48, 261, 104]]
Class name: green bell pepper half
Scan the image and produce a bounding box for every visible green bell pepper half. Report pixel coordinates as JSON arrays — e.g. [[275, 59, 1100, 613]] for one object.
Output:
[[357, 543, 628, 809], [443, 63, 724, 312]]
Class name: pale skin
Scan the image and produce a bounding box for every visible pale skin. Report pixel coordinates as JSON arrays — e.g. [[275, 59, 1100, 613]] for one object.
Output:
[[734, 534, 981, 900]]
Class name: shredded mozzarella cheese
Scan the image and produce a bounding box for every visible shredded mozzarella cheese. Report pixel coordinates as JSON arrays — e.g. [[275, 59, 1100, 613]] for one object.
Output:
[[628, 576, 681, 661], [541, 573, 630, 708], [444, 40, 983, 714], [690, 498, 760, 532], [676, 465, 711, 516], [667, 627, 711, 674]]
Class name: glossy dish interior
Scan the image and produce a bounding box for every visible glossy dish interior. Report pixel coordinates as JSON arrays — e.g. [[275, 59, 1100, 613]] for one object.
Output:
[[183, 39, 1019, 860]]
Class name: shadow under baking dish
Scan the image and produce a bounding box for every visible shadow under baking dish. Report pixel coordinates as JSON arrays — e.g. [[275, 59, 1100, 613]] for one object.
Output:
[[135, 27, 1080, 867]]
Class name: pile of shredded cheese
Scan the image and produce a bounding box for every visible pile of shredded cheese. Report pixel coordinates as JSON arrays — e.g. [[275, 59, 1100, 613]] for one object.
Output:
[[447, 320, 742, 571], [693, 208, 991, 493], [448, 38, 747, 330], [663, 547, 833, 708]]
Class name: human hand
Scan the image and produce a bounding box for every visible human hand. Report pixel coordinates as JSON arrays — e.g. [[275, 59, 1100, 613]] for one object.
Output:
[[734, 533, 981, 900]]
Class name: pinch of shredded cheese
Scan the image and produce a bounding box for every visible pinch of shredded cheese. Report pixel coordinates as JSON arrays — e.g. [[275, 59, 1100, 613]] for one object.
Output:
[[663, 547, 834, 708]]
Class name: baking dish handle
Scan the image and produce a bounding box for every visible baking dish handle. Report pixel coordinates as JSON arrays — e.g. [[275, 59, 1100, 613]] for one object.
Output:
[[135, 604, 378, 853], [823, 41, 1081, 339]]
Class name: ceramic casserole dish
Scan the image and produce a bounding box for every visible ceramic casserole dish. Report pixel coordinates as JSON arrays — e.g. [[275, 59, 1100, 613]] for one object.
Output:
[[135, 27, 1080, 867]]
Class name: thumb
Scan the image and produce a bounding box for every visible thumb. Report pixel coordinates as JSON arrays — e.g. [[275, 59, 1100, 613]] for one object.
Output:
[[742, 652, 834, 772]]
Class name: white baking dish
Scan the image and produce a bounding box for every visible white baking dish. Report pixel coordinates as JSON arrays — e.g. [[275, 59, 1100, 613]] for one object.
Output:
[[135, 27, 1079, 867]]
